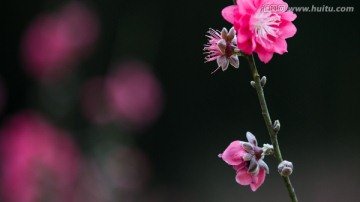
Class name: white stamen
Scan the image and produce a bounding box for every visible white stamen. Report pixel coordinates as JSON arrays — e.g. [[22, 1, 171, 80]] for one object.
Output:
[[253, 11, 281, 44]]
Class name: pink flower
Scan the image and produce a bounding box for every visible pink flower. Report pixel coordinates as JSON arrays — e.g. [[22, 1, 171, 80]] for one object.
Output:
[[0, 112, 81, 202], [222, 0, 297, 63], [105, 61, 163, 128], [219, 132, 269, 191], [204, 27, 240, 73]]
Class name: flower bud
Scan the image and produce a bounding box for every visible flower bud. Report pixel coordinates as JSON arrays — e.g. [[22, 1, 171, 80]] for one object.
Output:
[[273, 120, 280, 133], [262, 143, 274, 156], [278, 160, 293, 176], [250, 81, 256, 88], [260, 76, 267, 87]]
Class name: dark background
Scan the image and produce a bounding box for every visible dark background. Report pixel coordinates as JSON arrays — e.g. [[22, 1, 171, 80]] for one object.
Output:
[[1, 0, 360, 201]]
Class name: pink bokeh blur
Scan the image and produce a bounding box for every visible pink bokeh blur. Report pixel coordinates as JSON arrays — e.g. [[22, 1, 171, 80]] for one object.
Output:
[[81, 77, 115, 125], [105, 61, 164, 128], [103, 147, 152, 193], [81, 60, 163, 129], [0, 112, 82, 202], [59, 2, 99, 54], [73, 147, 152, 202], [21, 2, 99, 83]]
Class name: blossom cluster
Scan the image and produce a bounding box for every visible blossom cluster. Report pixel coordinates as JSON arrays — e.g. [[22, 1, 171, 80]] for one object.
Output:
[[209, 0, 297, 192], [204, 0, 297, 68]]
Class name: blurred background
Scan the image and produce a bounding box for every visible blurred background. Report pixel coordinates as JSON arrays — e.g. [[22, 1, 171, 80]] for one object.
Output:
[[1, 0, 359, 201]]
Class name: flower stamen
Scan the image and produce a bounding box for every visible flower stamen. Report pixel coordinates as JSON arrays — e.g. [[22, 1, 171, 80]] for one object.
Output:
[[253, 12, 281, 45]]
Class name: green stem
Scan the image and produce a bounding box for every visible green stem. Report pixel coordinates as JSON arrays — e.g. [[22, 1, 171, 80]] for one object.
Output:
[[246, 54, 298, 202]]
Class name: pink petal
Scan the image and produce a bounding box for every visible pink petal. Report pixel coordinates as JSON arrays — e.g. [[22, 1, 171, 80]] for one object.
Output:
[[251, 36, 257, 51], [238, 41, 253, 54], [255, 46, 274, 63], [233, 161, 247, 171], [237, 31, 254, 54], [238, 0, 257, 14], [270, 0, 288, 8], [250, 168, 266, 191], [281, 11, 297, 22], [236, 29, 251, 44], [273, 38, 288, 54], [279, 22, 297, 39], [221, 6, 237, 24], [235, 169, 252, 185], [253, 0, 263, 8], [221, 141, 246, 165]]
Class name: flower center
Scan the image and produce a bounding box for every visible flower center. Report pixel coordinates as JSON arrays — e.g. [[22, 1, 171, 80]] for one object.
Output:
[[253, 11, 281, 43], [225, 41, 234, 58], [254, 146, 263, 160]]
